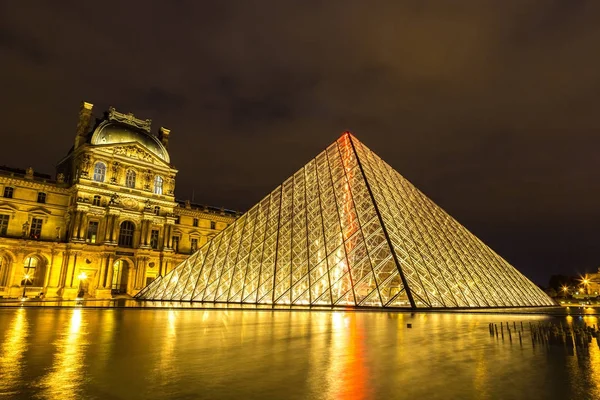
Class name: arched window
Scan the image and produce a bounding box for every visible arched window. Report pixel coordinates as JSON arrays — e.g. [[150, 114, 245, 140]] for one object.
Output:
[[118, 221, 135, 248], [154, 175, 163, 195], [125, 170, 136, 188], [93, 162, 106, 182], [21, 256, 43, 286], [0, 256, 8, 286]]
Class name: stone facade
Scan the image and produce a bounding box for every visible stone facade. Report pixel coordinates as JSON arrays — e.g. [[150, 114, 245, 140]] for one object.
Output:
[[0, 102, 238, 300]]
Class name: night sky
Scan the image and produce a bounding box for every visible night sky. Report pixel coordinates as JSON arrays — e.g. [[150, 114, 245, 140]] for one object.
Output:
[[1, 1, 599, 285]]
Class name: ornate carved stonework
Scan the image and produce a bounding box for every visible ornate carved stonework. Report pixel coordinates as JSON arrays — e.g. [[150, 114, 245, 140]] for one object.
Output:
[[121, 197, 138, 210], [108, 106, 152, 132], [113, 145, 156, 163], [80, 154, 91, 177]]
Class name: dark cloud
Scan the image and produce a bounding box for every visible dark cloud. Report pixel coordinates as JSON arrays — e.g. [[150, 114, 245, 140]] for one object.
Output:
[[1, 0, 599, 284]]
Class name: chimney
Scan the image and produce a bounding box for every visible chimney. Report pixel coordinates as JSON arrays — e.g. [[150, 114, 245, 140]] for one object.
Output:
[[75, 101, 94, 149], [158, 127, 170, 149]]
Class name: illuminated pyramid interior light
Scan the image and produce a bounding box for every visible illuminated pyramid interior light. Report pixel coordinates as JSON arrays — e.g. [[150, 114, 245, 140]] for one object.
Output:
[[136, 133, 554, 308]]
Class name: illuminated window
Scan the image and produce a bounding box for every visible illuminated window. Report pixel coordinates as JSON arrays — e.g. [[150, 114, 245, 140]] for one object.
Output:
[[93, 162, 106, 182], [92, 195, 101, 206], [21, 256, 38, 286], [118, 221, 135, 248], [154, 206, 160, 216], [154, 176, 163, 195], [210, 221, 216, 230], [0, 257, 7, 286], [0, 214, 9, 236], [3, 187, 14, 198], [193, 218, 199, 227], [87, 221, 99, 243], [29, 218, 42, 239], [126, 170, 136, 188], [150, 229, 159, 249], [172, 236, 180, 252], [191, 237, 198, 252], [37, 192, 46, 204]]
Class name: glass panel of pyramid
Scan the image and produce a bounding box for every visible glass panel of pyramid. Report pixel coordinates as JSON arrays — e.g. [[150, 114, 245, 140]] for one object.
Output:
[[136, 133, 555, 308]]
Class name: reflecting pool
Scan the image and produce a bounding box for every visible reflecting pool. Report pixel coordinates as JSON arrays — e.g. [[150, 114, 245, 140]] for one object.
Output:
[[0, 308, 598, 399]]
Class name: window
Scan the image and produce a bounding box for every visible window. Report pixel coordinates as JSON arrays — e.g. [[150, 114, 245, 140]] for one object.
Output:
[[193, 218, 199, 227], [0, 257, 7, 286], [37, 192, 46, 204], [0, 215, 9, 236], [93, 162, 106, 182], [172, 236, 180, 252], [210, 221, 216, 230], [154, 206, 160, 216], [29, 218, 42, 239], [126, 170, 136, 188], [22, 256, 38, 286], [118, 221, 135, 248], [154, 175, 163, 195], [191, 238, 198, 252], [150, 229, 159, 249], [92, 195, 101, 206], [3, 187, 14, 198], [175, 216, 180, 224], [87, 221, 99, 243]]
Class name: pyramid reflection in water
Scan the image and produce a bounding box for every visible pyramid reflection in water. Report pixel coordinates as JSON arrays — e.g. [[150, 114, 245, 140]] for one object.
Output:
[[136, 133, 554, 308]]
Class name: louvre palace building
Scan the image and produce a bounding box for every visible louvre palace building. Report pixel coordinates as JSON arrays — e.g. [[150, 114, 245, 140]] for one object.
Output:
[[0, 102, 237, 300]]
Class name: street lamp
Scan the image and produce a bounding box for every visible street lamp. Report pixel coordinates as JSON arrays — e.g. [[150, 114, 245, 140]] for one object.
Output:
[[77, 272, 87, 299], [21, 273, 31, 298], [561, 285, 570, 296]]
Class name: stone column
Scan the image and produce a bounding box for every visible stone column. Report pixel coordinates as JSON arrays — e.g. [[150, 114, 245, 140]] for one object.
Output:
[[145, 223, 153, 247], [44, 251, 55, 289], [77, 212, 88, 240], [58, 251, 70, 287], [166, 225, 173, 248], [66, 252, 79, 287], [98, 254, 107, 289], [112, 216, 120, 244], [71, 212, 81, 241], [139, 220, 147, 247], [105, 255, 114, 289], [139, 257, 147, 289], [103, 215, 113, 243]]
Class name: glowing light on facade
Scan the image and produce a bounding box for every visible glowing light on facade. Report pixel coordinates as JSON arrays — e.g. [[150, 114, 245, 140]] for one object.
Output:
[[136, 133, 554, 308]]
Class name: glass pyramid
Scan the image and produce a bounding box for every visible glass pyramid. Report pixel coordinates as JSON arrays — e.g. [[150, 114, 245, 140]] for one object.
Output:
[[136, 133, 554, 308]]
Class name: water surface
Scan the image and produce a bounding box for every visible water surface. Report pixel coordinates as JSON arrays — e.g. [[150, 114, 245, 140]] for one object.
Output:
[[0, 308, 598, 399]]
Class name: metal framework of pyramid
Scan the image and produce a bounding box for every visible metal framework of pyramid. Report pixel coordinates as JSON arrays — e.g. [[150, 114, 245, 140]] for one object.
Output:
[[136, 133, 554, 308]]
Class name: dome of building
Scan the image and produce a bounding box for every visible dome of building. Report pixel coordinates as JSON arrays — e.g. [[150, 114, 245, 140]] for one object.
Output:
[[90, 121, 170, 163]]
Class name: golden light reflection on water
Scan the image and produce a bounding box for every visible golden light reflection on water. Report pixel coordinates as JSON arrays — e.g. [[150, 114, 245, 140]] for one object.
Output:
[[0, 308, 29, 396], [325, 312, 369, 400], [152, 309, 178, 385], [37, 308, 88, 400], [3, 309, 600, 399], [584, 316, 600, 399]]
